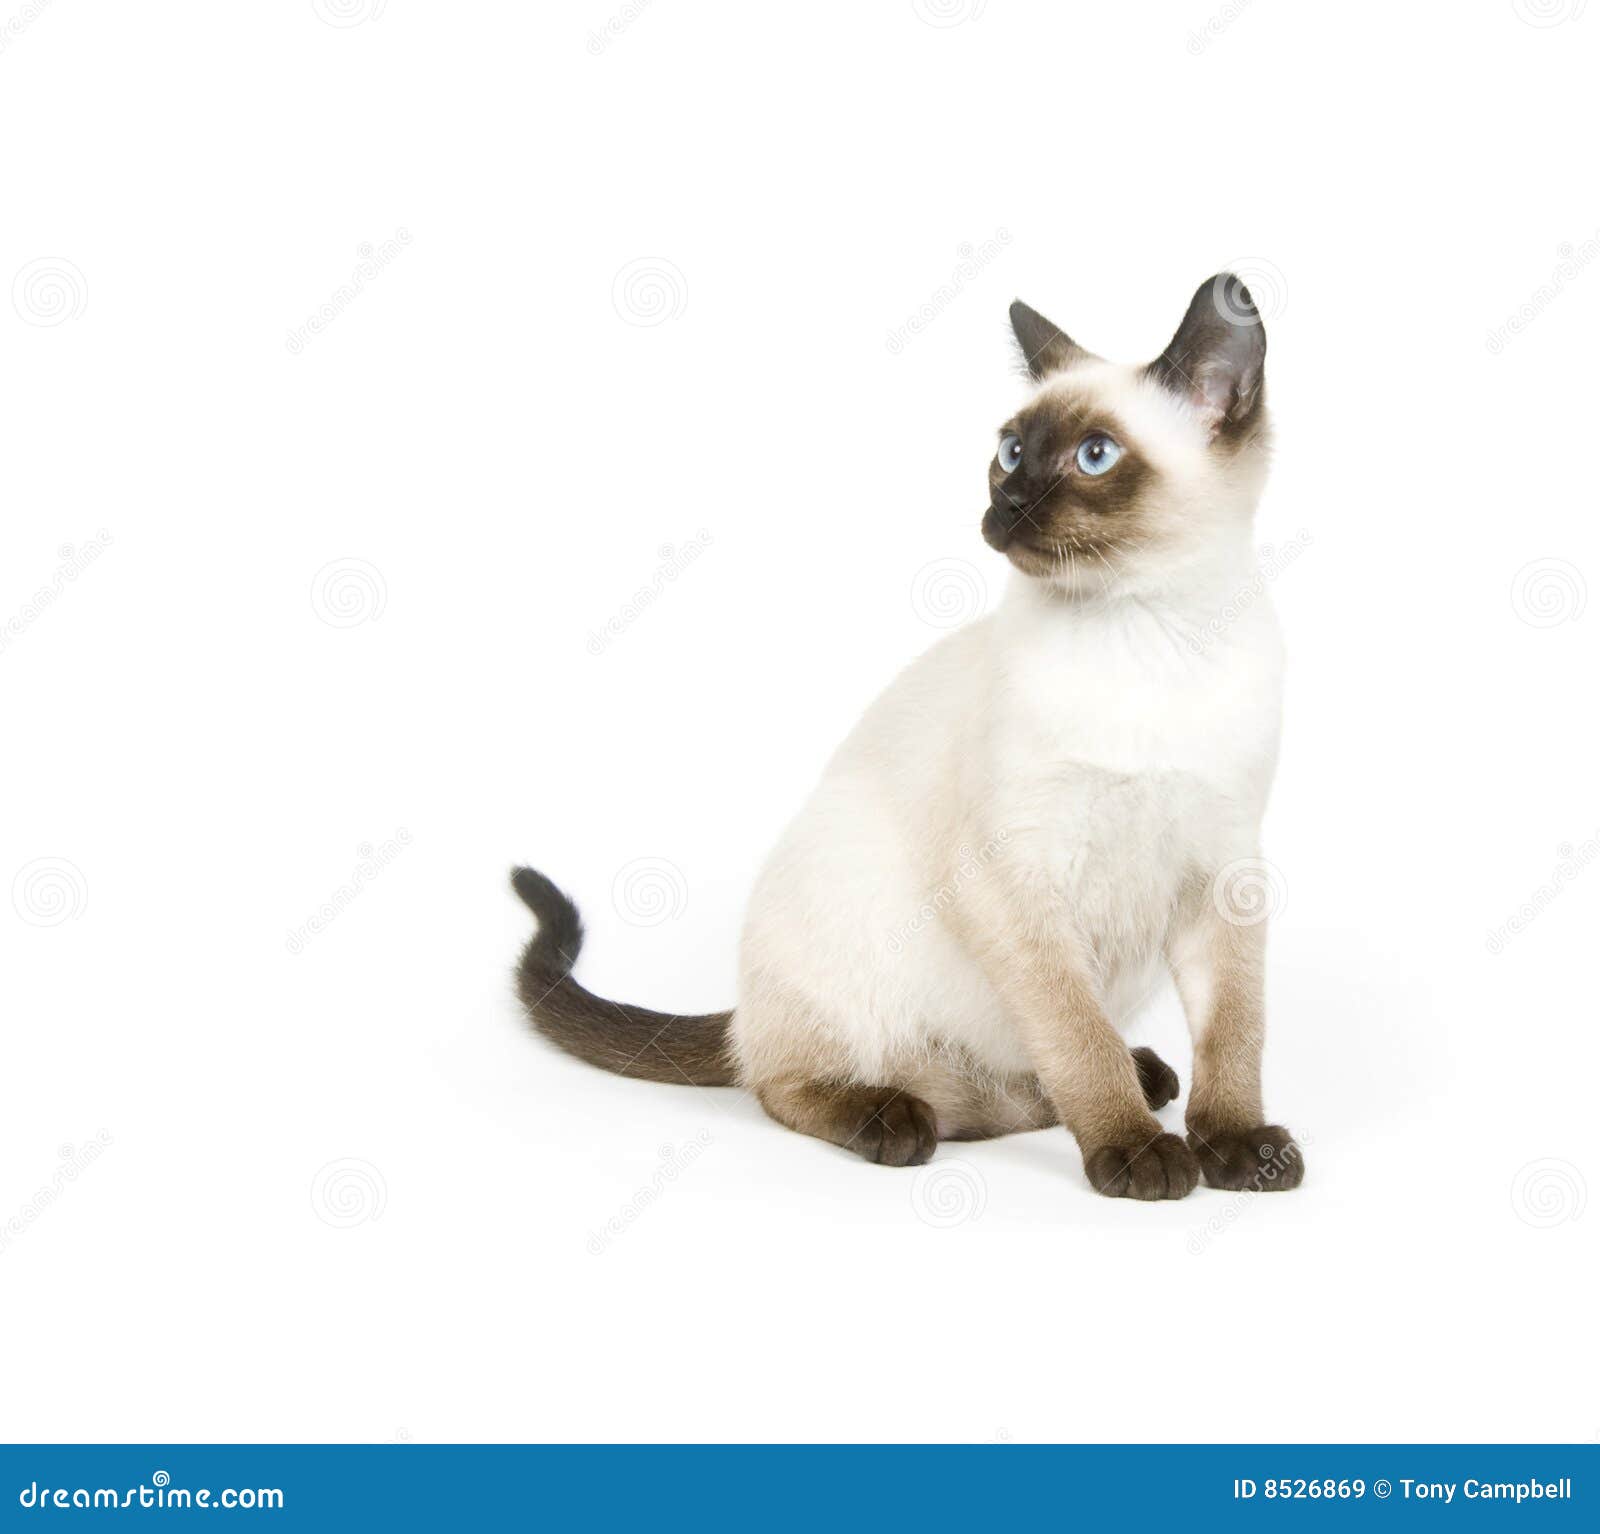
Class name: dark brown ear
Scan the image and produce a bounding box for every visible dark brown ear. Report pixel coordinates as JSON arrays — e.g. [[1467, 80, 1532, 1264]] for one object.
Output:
[[1009, 300, 1089, 381], [1146, 273, 1267, 438]]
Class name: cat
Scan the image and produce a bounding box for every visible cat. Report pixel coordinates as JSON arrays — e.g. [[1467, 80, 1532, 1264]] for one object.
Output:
[[512, 272, 1302, 1200]]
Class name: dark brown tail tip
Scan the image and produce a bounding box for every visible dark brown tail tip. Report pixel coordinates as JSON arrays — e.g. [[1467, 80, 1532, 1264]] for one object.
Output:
[[510, 866, 584, 977]]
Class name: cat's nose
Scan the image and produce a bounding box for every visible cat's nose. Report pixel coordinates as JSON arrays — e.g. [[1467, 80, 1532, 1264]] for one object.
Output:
[[983, 494, 1030, 550]]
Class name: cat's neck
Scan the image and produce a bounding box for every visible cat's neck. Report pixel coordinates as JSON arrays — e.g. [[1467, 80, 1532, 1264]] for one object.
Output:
[[999, 525, 1260, 630]]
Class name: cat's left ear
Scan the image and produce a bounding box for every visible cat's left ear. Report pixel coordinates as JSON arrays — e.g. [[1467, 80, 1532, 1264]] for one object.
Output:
[[1146, 273, 1267, 438], [1009, 300, 1089, 381]]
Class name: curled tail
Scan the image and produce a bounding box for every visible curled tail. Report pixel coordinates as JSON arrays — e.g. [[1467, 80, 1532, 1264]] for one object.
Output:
[[510, 867, 736, 1087]]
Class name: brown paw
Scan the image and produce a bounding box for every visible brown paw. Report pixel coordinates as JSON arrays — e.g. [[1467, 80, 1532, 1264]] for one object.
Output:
[[852, 1091, 938, 1167], [1187, 1123, 1304, 1191], [1130, 1046, 1180, 1111], [1084, 1132, 1199, 1200]]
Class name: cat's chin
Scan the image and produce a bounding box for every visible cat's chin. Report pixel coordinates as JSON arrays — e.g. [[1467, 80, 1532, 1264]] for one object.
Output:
[[982, 512, 1059, 579], [1004, 540, 1137, 600], [999, 543, 1061, 580]]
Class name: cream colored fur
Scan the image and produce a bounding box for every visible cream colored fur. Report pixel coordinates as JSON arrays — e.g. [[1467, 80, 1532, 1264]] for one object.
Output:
[[731, 356, 1281, 1135]]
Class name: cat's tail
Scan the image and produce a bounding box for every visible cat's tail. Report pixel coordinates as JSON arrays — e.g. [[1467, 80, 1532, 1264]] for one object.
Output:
[[510, 867, 737, 1087]]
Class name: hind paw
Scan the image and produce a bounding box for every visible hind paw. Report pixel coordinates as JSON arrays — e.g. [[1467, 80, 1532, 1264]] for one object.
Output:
[[851, 1091, 938, 1167], [1131, 1046, 1180, 1110]]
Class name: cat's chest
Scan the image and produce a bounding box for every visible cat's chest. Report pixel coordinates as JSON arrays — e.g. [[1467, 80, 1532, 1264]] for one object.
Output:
[[981, 602, 1283, 867]]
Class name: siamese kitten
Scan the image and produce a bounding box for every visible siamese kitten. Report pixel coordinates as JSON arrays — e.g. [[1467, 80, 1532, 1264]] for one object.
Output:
[[513, 273, 1302, 1200]]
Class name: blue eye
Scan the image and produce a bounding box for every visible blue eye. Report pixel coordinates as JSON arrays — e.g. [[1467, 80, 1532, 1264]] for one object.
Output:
[[1075, 434, 1122, 475], [997, 433, 1023, 473]]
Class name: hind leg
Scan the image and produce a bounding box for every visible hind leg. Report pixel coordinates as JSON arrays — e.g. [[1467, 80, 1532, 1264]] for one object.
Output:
[[756, 1079, 938, 1167], [752, 1049, 1176, 1162], [1131, 1046, 1180, 1110], [932, 1046, 1178, 1139]]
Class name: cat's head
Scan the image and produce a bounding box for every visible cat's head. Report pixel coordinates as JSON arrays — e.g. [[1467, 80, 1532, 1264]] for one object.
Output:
[[983, 273, 1270, 594]]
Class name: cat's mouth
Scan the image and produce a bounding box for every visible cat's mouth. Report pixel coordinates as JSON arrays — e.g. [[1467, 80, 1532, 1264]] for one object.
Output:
[[982, 505, 1042, 553], [984, 513, 1118, 582], [983, 508, 1061, 574]]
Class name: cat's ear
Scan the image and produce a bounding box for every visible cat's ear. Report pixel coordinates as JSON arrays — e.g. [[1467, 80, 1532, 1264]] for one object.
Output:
[[1145, 273, 1267, 438], [1009, 299, 1088, 381]]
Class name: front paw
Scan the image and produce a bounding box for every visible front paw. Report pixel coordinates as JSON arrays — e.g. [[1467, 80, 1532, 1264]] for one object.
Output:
[[1084, 1132, 1199, 1201], [1187, 1123, 1303, 1191]]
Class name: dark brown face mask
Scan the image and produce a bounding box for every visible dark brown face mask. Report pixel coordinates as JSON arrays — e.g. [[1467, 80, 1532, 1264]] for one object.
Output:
[[984, 275, 1268, 576]]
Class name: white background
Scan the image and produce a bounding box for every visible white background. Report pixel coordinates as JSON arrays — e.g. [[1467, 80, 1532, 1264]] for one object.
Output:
[[2, 1, 1596, 1444]]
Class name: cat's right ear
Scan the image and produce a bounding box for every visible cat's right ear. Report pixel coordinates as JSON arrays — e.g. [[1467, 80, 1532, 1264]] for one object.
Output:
[[1009, 300, 1088, 381], [1145, 273, 1267, 438]]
